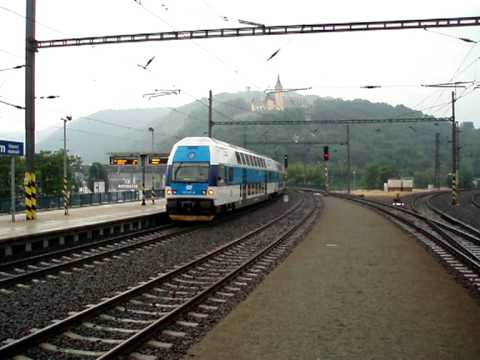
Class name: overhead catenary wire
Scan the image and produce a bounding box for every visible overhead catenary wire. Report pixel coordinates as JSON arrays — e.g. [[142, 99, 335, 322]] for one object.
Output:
[[0, 4, 69, 36], [0, 64, 25, 72], [131, 0, 264, 91], [82, 115, 149, 133], [0, 97, 24, 110]]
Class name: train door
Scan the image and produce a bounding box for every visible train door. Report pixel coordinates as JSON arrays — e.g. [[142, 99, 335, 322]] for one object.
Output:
[[242, 168, 247, 201], [264, 170, 268, 196]]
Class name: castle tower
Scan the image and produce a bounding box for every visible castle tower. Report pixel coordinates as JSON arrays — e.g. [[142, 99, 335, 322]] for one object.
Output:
[[274, 74, 285, 110]]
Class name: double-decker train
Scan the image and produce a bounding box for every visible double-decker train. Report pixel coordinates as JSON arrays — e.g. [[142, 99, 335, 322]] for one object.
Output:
[[165, 137, 286, 221]]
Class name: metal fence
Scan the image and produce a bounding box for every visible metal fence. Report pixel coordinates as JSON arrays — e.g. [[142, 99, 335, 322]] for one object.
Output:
[[0, 189, 165, 214]]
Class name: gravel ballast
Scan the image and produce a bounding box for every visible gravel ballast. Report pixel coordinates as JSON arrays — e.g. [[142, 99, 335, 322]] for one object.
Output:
[[430, 190, 480, 229], [0, 192, 299, 343], [186, 196, 480, 360]]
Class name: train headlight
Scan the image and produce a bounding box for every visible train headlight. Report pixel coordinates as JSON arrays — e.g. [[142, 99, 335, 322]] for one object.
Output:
[[201, 190, 207, 195], [207, 188, 215, 196], [166, 188, 172, 196]]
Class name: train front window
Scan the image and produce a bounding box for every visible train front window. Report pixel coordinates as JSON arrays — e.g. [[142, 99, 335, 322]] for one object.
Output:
[[172, 163, 209, 182]]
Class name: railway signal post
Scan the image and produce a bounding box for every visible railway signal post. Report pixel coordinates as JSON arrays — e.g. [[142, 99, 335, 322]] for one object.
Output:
[[323, 146, 330, 192]]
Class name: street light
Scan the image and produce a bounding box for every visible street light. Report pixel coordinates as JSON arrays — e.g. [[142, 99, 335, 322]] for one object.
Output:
[[148, 127, 154, 153], [61, 115, 72, 215], [148, 127, 156, 204]]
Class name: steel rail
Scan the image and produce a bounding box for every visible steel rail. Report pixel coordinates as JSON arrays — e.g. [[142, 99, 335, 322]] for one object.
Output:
[[98, 195, 317, 359], [0, 195, 285, 288], [471, 193, 480, 209], [35, 16, 480, 49], [423, 192, 480, 238], [342, 193, 480, 246], [0, 223, 176, 270], [0, 194, 305, 358], [0, 226, 198, 288]]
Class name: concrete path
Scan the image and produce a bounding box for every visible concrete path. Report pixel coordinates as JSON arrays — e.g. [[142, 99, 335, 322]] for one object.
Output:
[[186, 196, 480, 360], [0, 199, 165, 241]]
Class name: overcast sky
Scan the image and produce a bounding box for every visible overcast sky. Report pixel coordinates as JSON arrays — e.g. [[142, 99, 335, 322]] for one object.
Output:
[[0, 0, 479, 139]]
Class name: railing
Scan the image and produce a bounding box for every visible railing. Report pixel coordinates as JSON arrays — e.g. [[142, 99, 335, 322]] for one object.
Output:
[[0, 190, 165, 214]]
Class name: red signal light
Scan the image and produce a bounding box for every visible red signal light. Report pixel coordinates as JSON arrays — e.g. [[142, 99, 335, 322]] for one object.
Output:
[[323, 146, 329, 161]]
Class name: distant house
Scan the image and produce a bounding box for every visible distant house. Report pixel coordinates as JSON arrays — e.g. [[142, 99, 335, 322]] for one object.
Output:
[[251, 75, 286, 112]]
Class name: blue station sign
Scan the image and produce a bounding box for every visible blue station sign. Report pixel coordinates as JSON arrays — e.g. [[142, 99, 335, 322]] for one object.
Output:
[[0, 140, 24, 156]]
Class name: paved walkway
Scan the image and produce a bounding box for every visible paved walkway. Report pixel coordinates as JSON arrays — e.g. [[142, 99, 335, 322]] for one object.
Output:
[[186, 196, 480, 360], [0, 199, 165, 241]]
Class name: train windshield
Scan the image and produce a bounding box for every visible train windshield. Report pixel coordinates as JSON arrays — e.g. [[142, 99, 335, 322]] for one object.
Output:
[[172, 163, 209, 183]]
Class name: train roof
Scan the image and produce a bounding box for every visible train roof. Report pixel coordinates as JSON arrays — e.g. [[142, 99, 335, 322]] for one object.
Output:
[[170, 137, 284, 170]]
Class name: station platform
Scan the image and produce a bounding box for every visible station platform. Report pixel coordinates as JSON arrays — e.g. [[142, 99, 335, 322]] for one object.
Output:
[[186, 197, 480, 360], [0, 199, 166, 243]]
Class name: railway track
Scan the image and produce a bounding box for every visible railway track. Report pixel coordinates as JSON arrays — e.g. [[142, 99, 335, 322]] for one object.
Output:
[[472, 192, 480, 209], [0, 197, 285, 291], [0, 192, 319, 359], [411, 191, 480, 238], [333, 193, 480, 292], [0, 224, 196, 290]]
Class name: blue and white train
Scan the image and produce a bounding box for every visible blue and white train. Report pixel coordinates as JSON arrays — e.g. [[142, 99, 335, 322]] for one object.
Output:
[[165, 137, 286, 221]]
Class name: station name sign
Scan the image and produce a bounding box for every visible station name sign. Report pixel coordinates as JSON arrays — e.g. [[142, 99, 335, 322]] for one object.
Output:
[[0, 140, 24, 156]]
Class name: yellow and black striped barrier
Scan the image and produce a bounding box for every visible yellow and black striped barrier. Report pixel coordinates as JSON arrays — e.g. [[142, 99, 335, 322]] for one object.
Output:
[[24, 172, 37, 220], [452, 176, 458, 206], [63, 177, 69, 215]]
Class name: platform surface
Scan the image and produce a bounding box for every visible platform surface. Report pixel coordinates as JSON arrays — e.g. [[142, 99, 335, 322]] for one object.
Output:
[[186, 196, 480, 360], [0, 200, 166, 241]]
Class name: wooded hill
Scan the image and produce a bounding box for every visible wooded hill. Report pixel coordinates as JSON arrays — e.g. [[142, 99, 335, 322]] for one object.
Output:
[[36, 91, 480, 189]]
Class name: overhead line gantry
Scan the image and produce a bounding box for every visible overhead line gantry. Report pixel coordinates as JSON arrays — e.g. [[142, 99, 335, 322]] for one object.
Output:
[[35, 16, 480, 48], [23, 3, 480, 220]]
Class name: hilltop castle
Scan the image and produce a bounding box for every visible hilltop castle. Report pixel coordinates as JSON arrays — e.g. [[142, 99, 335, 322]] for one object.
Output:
[[251, 75, 285, 112]]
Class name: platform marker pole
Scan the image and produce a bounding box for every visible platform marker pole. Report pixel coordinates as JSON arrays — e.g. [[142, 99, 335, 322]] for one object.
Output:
[[24, 0, 37, 221]]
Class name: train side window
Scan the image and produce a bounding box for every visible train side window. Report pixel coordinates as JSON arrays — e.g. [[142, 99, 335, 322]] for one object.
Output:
[[217, 165, 225, 185], [235, 152, 241, 164], [240, 153, 246, 165]]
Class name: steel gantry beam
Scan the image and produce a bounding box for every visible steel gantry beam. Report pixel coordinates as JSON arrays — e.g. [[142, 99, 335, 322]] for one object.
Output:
[[35, 16, 480, 49], [245, 141, 346, 145], [213, 117, 451, 126]]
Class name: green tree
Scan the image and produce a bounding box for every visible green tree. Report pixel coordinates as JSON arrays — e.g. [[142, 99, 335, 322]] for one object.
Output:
[[0, 157, 26, 199], [87, 162, 109, 192], [364, 164, 380, 189], [36, 150, 83, 197], [460, 168, 473, 189]]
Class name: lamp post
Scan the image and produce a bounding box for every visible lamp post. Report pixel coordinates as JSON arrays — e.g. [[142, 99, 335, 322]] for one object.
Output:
[[148, 127, 155, 203], [148, 127, 154, 153], [61, 115, 72, 215]]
